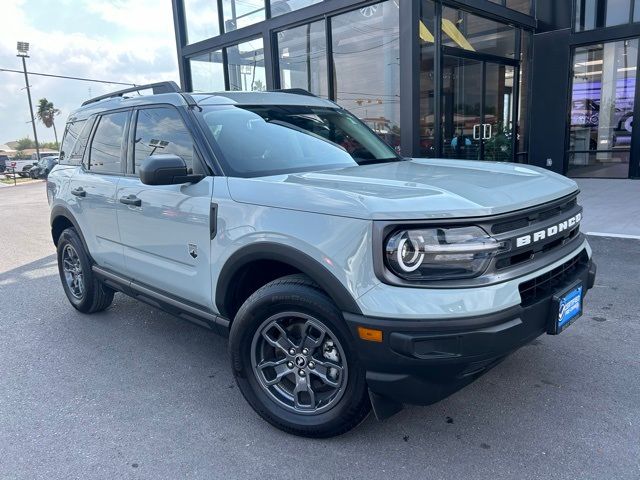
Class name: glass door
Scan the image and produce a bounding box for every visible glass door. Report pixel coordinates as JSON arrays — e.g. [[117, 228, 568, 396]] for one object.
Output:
[[484, 62, 515, 161], [442, 55, 516, 161], [441, 56, 483, 160]]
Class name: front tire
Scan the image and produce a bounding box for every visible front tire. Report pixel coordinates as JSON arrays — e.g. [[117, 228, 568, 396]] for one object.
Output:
[[229, 275, 371, 438], [57, 228, 114, 313]]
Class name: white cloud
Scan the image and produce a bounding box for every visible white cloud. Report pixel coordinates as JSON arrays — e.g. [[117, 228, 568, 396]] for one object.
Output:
[[0, 0, 179, 144]]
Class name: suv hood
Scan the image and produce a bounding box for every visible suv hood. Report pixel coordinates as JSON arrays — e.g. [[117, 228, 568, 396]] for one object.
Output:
[[227, 158, 579, 220]]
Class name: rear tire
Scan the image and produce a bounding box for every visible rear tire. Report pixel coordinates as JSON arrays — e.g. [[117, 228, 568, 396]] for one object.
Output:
[[57, 228, 114, 313], [229, 275, 371, 438]]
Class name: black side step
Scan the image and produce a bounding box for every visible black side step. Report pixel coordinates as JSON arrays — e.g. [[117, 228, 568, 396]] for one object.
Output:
[[92, 265, 230, 336]]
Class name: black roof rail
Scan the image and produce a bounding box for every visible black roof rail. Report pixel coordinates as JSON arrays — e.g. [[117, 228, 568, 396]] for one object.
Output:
[[81, 81, 182, 106], [273, 88, 317, 97]]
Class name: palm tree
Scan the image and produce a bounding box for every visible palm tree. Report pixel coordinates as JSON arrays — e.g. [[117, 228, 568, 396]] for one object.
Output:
[[36, 98, 61, 147]]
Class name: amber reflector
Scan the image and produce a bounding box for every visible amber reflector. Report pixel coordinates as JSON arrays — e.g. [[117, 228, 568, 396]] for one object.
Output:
[[357, 326, 383, 343]]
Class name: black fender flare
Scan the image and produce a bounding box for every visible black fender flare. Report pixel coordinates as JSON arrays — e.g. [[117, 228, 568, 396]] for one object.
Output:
[[50, 205, 92, 260], [215, 242, 363, 319]]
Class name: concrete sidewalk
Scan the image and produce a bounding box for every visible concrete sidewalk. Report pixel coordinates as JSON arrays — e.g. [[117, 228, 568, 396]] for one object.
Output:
[[576, 178, 640, 238]]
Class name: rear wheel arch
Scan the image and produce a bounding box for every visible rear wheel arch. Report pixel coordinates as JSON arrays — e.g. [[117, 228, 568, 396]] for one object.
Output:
[[50, 206, 92, 261], [216, 243, 363, 321]]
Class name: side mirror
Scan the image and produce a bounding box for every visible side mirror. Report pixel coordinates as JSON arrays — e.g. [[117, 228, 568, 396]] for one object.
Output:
[[139, 154, 203, 186]]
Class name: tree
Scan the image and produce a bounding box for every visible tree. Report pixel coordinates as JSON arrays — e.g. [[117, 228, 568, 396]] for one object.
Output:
[[16, 137, 35, 150], [36, 98, 61, 147]]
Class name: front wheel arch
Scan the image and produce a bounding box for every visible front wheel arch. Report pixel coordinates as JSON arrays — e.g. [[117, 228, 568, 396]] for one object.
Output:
[[216, 243, 362, 321]]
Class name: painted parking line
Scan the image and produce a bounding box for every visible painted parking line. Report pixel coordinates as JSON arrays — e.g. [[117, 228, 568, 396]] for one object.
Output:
[[586, 232, 640, 240]]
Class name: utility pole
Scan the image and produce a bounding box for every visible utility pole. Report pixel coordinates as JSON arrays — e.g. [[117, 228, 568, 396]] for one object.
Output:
[[16, 41, 41, 161]]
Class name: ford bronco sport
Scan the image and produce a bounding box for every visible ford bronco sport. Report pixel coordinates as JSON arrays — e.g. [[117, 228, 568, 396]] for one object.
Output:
[[48, 82, 597, 438]]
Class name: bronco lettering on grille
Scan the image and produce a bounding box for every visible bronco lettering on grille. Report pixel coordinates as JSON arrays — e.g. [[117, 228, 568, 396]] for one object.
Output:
[[515, 213, 582, 248]]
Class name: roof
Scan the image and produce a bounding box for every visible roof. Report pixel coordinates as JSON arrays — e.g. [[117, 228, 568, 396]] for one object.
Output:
[[68, 88, 337, 121], [0, 144, 16, 153]]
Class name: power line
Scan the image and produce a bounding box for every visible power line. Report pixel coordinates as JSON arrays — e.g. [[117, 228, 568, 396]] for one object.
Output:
[[0, 68, 136, 86]]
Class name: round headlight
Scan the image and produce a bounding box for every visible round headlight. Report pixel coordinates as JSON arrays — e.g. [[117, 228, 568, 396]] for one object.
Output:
[[385, 226, 503, 281]]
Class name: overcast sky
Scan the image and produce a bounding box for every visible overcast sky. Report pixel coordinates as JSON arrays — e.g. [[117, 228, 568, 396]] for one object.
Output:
[[0, 0, 179, 144]]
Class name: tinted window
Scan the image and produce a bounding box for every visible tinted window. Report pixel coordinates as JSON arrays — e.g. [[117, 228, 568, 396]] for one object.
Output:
[[89, 112, 128, 174], [200, 105, 398, 177], [59, 119, 86, 165], [133, 108, 195, 173]]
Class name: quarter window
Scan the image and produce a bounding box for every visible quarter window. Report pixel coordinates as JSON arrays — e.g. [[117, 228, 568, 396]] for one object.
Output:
[[133, 108, 195, 173], [59, 119, 87, 165], [88, 111, 128, 174]]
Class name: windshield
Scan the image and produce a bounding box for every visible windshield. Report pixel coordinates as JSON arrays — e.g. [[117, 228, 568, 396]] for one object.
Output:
[[200, 105, 399, 177]]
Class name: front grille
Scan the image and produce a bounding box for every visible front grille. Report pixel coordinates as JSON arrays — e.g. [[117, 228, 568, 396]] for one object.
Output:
[[492, 197, 577, 235], [518, 250, 588, 306]]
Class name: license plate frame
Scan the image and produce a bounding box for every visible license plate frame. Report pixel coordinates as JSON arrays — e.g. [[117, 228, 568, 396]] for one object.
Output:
[[548, 281, 584, 335]]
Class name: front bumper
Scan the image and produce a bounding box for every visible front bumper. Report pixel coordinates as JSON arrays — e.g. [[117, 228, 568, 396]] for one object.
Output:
[[344, 254, 597, 410]]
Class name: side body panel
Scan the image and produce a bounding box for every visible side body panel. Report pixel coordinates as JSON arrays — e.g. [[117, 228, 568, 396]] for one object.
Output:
[[66, 168, 124, 272], [116, 176, 215, 309]]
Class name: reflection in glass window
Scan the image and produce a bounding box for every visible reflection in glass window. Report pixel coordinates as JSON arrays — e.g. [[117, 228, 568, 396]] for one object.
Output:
[[567, 40, 638, 178], [270, 0, 323, 17], [277, 21, 328, 97], [190, 50, 225, 92], [222, 0, 265, 32], [89, 112, 128, 174], [575, 0, 635, 30], [227, 38, 266, 91], [331, 1, 401, 152], [134, 108, 194, 173], [636, 0, 640, 21], [59, 119, 86, 165], [442, 7, 517, 59], [184, 0, 220, 44], [419, 0, 436, 157], [606, 0, 632, 26]]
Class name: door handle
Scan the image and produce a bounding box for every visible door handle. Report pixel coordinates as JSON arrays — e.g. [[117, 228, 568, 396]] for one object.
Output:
[[71, 187, 86, 197], [120, 195, 142, 207], [483, 124, 492, 140], [473, 124, 481, 140]]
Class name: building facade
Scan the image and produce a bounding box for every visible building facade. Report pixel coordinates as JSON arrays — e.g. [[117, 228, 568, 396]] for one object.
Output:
[[171, 0, 640, 178]]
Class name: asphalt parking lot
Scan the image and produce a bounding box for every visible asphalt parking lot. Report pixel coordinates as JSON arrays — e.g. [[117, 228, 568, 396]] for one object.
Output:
[[1, 182, 639, 480]]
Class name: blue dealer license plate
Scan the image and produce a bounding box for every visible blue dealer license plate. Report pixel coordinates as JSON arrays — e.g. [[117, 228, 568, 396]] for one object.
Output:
[[550, 283, 583, 335]]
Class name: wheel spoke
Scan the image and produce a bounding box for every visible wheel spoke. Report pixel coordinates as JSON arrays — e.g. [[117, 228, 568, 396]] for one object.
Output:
[[63, 259, 74, 272], [256, 358, 291, 386], [300, 320, 326, 352], [293, 374, 316, 410], [262, 323, 297, 355], [310, 358, 343, 388]]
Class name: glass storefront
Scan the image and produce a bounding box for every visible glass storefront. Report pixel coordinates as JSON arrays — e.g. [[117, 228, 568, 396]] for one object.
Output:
[[183, 0, 220, 44], [277, 20, 328, 97], [567, 39, 638, 178], [179, 0, 533, 164], [227, 38, 266, 91], [189, 50, 225, 92], [575, 0, 640, 31], [271, 0, 323, 17], [222, 0, 265, 32], [331, 2, 401, 150]]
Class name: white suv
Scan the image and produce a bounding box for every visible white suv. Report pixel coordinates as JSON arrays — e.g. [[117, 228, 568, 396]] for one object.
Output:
[[47, 82, 597, 437]]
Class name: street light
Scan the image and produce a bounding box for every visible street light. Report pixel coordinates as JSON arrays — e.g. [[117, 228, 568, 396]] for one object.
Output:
[[16, 41, 41, 162]]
